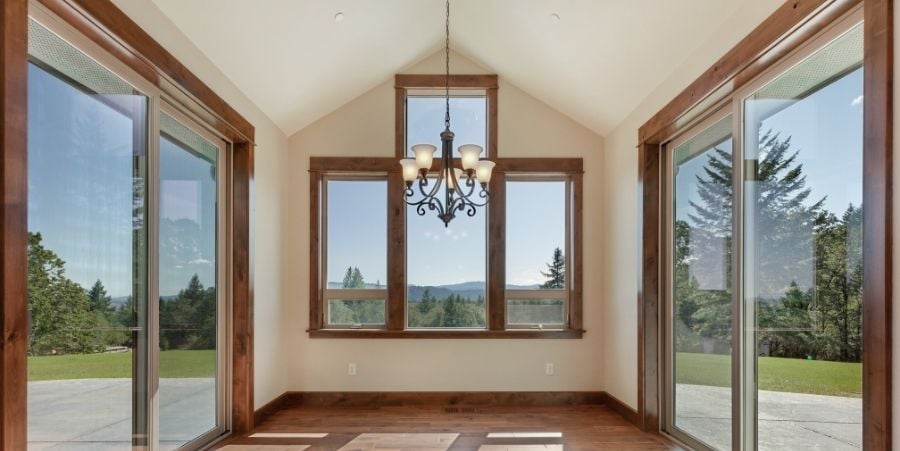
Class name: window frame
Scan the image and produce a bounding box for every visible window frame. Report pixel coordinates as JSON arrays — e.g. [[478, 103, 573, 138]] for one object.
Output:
[[319, 174, 390, 329], [308, 157, 584, 339], [504, 174, 574, 330]]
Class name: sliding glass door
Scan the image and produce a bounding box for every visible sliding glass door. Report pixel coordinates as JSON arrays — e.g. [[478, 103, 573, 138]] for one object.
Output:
[[741, 18, 863, 451], [26, 9, 228, 451], [663, 8, 863, 450]]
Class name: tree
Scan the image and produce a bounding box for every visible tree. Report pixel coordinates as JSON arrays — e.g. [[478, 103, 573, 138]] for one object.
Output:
[[342, 266, 365, 289], [87, 279, 114, 317], [27, 232, 106, 355], [540, 248, 565, 289]]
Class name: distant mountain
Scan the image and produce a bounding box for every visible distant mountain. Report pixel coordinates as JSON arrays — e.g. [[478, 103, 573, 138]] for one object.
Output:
[[325, 280, 541, 302]]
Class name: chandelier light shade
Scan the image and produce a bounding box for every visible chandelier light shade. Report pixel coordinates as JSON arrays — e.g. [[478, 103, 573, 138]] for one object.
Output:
[[400, 0, 494, 226]]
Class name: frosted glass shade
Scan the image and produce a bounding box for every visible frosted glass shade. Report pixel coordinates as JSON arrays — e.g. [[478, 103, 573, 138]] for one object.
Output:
[[458, 144, 483, 170], [412, 144, 437, 169], [475, 160, 495, 184], [400, 159, 419, 182]]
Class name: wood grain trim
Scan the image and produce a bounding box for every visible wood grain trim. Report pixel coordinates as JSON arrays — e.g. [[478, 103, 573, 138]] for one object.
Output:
[[488, 86, 498, 157], [637, 142, 661, 433], [487, 172, 506, 331], [232, 141, 255, 434], [310, 157, 398, 173], [0, 0, 28, 448], [862, 0, 893, 448], [387, 171, 406, 330], [601, 392, 640, 427], [395, 74, 498, 89], [253, 392, 291, 426], [263, 391, 603, 408], [494, 158, 584, 173], [570, 172, 584, 331], [37, 0, 255, 143], [638, 0, 859, 145], [308, 172, 323, 331], [395, 86, 407, 159], [308, 329, 585, 339]]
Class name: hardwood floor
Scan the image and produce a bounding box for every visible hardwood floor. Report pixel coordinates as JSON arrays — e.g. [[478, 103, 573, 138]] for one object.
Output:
[[218, 404, 684, 450]]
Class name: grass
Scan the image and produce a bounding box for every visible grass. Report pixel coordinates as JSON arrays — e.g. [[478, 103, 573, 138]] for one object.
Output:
[[676, 352, 862, 397], [28, 350, 216, 381]]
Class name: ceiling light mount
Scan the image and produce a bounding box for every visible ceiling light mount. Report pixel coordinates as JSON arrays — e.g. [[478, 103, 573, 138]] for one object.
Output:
[[334, 12, 345, 23]]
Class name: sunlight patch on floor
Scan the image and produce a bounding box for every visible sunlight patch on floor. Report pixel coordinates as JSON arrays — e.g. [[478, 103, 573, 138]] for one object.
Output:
[[250, 432, 329, 438], [338, 433, 459, 450], [221, 445, 310, 451], [486, 432, 563, 438], [479, 446, 564, 451]]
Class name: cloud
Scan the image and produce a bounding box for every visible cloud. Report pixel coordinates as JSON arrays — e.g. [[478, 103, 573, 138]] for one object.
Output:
[[851, 95, 864, 106], [188, 258, 213, 265]]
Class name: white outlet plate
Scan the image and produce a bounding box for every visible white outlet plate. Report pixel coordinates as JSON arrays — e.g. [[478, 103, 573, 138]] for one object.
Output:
[[348, 363, 357, 376], [545, 363, 554, 376]]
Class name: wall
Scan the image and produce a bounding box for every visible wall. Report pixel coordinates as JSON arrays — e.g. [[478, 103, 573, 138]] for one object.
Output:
[[109, 0, 290, 408], [284, 50, 605, 391], [599, 0, 786, 408]]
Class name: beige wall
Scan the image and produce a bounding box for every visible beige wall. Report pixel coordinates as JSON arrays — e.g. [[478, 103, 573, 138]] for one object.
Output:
[[599, 0, 786, 408], [284, 50, 605, 391], [109, 0, 291, 408]]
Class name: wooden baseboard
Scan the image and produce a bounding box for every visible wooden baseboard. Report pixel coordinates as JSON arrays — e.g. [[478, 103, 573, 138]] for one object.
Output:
[[600, 392, 640, 427], [253, 390, 643, 426]]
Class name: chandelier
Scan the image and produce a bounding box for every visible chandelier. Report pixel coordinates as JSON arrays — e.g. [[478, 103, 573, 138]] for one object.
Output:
[[399, 0, 494, 227]]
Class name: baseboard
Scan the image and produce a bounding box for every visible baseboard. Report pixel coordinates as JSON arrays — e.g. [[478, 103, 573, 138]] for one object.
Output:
[[253, 392, 293, 425], [600, 392, 640, 427], [253, 390, 644, 426]]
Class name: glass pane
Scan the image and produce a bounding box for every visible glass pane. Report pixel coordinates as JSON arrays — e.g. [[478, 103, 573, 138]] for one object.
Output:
[[27, 19, 149, 449], [506, 181, 567, 290], [159, 113, 219, 448], [406, 196, 486, 328], [743, 23, 863, 450], [326, 180, 387, 289], [671, 116, 733, 449], [507, 299, 565, 326], [327, 300, 387, 325], [406, 96, 487, 158]]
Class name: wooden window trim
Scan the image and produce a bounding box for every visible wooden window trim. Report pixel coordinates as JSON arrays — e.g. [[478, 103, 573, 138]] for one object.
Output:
[[395, 74, 498, 159], [1, 0, 258, 446], [636, 1, 891, 450], [308, 157, 584, 339]]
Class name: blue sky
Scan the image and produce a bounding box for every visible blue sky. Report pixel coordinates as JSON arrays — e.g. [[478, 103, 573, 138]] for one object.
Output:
[[29, 62, 218, 298], [675, 67, 863, 223]]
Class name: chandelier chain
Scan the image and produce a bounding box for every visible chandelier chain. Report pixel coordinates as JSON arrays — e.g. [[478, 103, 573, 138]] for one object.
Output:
[[444, 0, 450, 129]]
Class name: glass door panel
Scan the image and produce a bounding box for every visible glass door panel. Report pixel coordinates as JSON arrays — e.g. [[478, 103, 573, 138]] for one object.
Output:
[[668, 115, 733, 450], [742, 22, 863, 450], [158, 112, 223, 449], [27, 17, 150, 449]]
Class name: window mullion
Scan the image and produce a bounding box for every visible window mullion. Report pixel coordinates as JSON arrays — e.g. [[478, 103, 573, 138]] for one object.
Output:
[[487, 171, 506, 330], [387, 171, 406, 330]]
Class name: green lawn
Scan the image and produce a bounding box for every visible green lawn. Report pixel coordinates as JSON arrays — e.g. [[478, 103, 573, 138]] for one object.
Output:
[[676, 352, 862, 397], [28, 350, 215, 381]]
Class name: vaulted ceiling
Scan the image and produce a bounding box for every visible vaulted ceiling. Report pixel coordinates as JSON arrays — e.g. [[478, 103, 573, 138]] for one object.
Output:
[[151, 0, 758, 137]]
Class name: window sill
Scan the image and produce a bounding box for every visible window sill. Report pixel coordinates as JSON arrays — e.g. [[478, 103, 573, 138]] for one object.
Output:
[[307, 329, 585, 339]]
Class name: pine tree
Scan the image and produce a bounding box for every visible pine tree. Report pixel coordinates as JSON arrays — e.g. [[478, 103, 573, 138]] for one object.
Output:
[[342, 266, 354, 288], [87, 279, 114, 317], [540, 248, 565, 289], [350, 267, 365, 288]]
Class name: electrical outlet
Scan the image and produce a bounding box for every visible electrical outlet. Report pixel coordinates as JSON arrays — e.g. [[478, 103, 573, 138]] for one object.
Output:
[[545, 363, 555, 376], [348, 363, 357, 376]]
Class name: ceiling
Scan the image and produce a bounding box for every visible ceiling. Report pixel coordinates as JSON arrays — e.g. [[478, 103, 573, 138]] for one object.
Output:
[[151, 0, 752, 137]]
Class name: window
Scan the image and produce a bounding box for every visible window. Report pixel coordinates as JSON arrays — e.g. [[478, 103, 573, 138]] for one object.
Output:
[[308, 74, 582, 337], [26, 11, 230, 450], [660, 11, 864, 451], [505, 178, 571, 328], [323, 178, 388, 328]]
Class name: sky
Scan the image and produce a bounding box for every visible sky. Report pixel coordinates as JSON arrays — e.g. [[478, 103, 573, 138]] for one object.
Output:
[[28, 62, 218, 298]]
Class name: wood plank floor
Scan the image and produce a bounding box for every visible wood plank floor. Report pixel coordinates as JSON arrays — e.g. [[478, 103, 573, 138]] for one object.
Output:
[[218, 405, 684, 450]]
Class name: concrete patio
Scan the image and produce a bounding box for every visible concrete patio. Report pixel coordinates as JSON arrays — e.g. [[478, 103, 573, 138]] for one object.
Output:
[[28, 378, 216, 450], [675, 384, 862, 450]]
